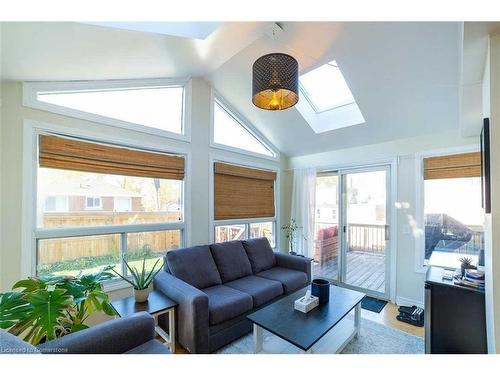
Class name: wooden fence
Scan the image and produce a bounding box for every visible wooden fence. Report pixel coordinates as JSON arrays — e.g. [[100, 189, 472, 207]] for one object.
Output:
[[39, 212, 181, 264]]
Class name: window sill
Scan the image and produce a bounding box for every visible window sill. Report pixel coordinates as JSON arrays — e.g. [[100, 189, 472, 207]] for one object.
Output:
[[103, 279, 132, 293]]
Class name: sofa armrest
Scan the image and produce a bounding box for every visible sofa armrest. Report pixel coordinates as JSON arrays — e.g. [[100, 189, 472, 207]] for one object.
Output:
[[274, 252, 312, 282], [37, 312, 155, 354], [154, 271, 209, 353]]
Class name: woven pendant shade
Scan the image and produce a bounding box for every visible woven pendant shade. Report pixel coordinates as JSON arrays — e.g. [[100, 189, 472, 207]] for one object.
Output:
[[252, 53, 299, 110]]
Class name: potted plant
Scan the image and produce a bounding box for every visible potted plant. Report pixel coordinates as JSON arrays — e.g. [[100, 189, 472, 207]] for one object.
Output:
[[281, 219, 302, 254], [112, 256, 163, 302], [0, 267, 116, 345], [459, 257, 476, 277]]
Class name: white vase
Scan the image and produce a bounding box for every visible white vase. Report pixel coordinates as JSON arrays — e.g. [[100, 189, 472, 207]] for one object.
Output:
[[134, 288, 149, 303]]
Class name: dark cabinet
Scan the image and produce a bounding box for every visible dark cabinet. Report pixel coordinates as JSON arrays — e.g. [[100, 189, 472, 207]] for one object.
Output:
[[425, 266, 487, 354]]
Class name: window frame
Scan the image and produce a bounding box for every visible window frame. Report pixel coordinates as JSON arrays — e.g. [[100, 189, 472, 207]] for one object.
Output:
[[209, 155, 280, 250], [414, 145, 480, 273], [22, 120, 191, 291], [23, 78, 192, 143], [85, 196, 103, 210], [210, 90, 279, 161]]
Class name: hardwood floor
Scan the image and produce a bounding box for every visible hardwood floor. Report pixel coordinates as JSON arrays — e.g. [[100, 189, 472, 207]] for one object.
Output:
[[170, 301, 423, 354], [361, 302, 424, 337]]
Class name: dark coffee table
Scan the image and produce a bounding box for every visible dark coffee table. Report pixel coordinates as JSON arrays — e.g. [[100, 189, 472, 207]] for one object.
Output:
[[111, 290, 177, 353], [246, 285, 365, 353]]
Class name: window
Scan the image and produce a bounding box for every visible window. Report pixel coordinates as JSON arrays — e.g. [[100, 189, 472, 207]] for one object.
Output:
[[422, 152, 484, 264], [213, 98, 276, 158], [214, 222, 275, 248], [24, 79, 189, 138], [35, 134, 186, 278], [114, 197, 132, 212], [213, 162, 277, 248], [300, 60, 355, 113], [44, 196, 69, 212], [85, 196, 102, 210], [215, 224, 247, 242]]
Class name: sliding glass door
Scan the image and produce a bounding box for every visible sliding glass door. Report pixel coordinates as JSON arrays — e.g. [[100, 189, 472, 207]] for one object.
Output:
[[313, 173, 340, 282], [313, 165, 391, 299], [342, 166, 390, 297]]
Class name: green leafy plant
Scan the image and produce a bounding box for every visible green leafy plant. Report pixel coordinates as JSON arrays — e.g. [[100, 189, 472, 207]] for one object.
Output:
[[112, 255, 163, 290], [0, 267, 116, 345], [281, 219, 302, 252]]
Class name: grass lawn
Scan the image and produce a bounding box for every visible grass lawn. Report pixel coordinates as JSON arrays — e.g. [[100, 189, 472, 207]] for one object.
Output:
[[49, 256, 164, 278]]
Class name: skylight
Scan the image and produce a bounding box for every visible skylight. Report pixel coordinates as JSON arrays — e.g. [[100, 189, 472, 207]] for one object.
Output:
[[299, 60, 355, 113], [213, 99, 275, 158]]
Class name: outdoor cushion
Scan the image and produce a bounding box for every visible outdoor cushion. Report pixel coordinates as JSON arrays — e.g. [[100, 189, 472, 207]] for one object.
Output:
[[166, 245, 222, 289], [202, 285, 253, 326], [225, 275, 283, 307], [242, 237, 276, 273], [257, 266, 308, 293], [209, 241, 253, 283], [125, 340, 171, 354]]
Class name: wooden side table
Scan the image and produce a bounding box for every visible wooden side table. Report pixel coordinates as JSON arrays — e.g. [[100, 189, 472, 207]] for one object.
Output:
[[111, 290, 178, 353]]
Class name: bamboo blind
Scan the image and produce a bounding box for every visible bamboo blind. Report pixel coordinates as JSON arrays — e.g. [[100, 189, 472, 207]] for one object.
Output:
[[423, 152, 481, 180], [214, 162, 276, 220], [39, 135, 185, 180]]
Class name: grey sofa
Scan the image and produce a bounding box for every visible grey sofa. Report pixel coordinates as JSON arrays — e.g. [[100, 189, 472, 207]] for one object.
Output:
[[0, 312, 169, 354], [154, 237, 311, 353]]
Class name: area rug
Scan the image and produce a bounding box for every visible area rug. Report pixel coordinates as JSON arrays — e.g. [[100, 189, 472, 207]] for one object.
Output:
[[216, 318, 424, 354], [361, 296, 388, 313]]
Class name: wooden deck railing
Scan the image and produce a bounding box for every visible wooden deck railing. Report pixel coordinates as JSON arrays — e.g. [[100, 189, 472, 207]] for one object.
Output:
[[315, 222, 386, 254]]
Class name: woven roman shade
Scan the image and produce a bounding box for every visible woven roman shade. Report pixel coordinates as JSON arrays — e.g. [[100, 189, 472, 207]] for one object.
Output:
[[39, 134, 185, 180], [214, 162, 276, 220], [423, 152, 481, 180]]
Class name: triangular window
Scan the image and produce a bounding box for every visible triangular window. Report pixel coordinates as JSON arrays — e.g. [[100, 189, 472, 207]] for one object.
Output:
[[213, 99, 276, 158], [37, 86, 184, 134]]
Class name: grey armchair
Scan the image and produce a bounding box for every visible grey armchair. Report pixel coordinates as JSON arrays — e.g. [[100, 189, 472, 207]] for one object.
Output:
[[0, 312, 170, 354]]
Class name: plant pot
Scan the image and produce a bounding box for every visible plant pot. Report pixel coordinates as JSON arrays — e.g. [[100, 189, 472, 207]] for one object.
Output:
[[311, 278, 330, 304], [134, 288, 149, 303]]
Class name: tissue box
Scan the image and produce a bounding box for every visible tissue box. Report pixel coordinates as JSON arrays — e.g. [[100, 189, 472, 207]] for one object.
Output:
[[294, 295, 319, 313]]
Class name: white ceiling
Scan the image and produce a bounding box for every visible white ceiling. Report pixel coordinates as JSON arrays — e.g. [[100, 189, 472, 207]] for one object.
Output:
[[81, 22, 222, 39], [1, 21, 494, 157]]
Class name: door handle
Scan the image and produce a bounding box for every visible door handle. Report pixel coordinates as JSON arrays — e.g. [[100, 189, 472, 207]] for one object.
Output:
[[384, 225, 390, 241]]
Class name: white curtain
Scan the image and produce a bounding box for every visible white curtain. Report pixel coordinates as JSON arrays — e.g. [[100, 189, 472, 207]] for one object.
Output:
[[290, 168, 317, 257]]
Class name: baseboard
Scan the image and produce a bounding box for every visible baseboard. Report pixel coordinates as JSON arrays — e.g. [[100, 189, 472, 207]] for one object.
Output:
[[395, 296, 424, 308]]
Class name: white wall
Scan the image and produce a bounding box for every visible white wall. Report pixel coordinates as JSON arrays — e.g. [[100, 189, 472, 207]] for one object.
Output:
[[0, 23, 3, 284], [485, 31, 500, 353], [0, 78, 285, 292], [286, 130, 478, 305]]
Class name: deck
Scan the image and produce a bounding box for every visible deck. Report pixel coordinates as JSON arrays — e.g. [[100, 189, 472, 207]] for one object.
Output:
[[312, 250, 386, 294]]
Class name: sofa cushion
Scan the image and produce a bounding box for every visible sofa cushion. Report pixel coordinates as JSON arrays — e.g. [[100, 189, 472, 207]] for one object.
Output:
[[0, 330, 40, 354], [225, 275, 283, 307], [257, 267, 308, 293], [125, 340, 171, 354], [209, 241, 253, 283], [202, 285, 253, 326], [166, 245, 222, 289], [242, 237, 276, 273]]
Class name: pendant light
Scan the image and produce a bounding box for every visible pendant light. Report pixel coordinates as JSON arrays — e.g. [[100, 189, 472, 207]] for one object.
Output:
[[252, 53, 299, 111]]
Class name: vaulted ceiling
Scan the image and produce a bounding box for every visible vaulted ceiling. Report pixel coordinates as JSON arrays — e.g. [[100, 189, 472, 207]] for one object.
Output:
[[1, 21, 496, 157]]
